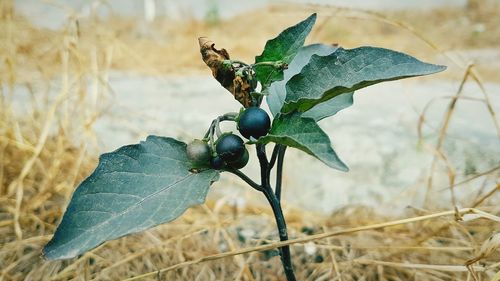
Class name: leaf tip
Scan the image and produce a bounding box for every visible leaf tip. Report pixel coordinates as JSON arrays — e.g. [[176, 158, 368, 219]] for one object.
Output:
[[339, 163, 350, 172], [422, 63, 447, 76], [42, 237, 78, 260], [325, 156, 349, 172], [331, 162, 349, 172], [41, 246, 51, 260], [436, 64, 447, 72], [41, 243, 65, 261], [303, 13, 317, 29]]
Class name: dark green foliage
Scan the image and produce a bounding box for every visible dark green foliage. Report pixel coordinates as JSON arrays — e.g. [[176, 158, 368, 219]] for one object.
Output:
[[281, 47, 446, 113], [254, 14, 317, 88], [259, 112, 348, 171], [43, 136, 219, 260]]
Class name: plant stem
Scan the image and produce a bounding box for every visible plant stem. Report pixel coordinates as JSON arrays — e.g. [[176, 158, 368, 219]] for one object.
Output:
[[256, 144, 296, 281], [251, 61, 288, 70], [203, 113, 238, 139], [275, 146, 287, 202], [256, 144, 270, 187], [268, 144, 281, 170], [214, 118, 222, 138], [262, 187, 296, 281], [226, 59, 249, 67], [224, 168, 262, 192]]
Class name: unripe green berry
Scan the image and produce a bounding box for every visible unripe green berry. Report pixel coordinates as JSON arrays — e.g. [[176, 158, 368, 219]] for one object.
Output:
[[186, 139, 211, 165]]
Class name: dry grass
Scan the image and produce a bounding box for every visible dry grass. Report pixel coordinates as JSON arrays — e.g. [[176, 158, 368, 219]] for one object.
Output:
[[1, 1, 499, 280], [2, 1, 500, 80]]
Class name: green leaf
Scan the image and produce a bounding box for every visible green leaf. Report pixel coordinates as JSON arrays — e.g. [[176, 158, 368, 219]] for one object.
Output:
[[282, 47, 447, 113], [259, 112, 348, 171], [43, 136, 219, 260], [254, 13, 317, 88], [267, 43, 338, 116], [302, 92, 354, 122]]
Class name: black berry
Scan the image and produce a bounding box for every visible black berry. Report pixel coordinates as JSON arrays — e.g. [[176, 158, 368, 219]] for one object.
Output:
[[216, 134, 245, 162], [210, 155, 225, 170], [227, 148, 249, 169], [238, 107, 271, 139]]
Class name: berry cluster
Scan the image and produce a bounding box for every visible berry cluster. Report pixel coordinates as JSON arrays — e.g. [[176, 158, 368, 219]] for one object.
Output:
[[186, 107, 271, 170]]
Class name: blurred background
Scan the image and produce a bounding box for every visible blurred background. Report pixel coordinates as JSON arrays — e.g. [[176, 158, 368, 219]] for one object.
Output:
[[1, 0, 499, 280]]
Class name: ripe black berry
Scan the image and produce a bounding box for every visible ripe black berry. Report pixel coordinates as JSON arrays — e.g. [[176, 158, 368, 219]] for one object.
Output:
[[238, 107, 271, 139], [216, 134, 245, 162], [210, 155, 225, 170], [227, 148, 249, 169]]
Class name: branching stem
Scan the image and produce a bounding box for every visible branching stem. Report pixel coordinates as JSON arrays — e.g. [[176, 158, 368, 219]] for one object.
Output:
[[224, 168, 262, 192], [275, 146, 287, 202], [269, 144, 281, 170], [204, 113, 238, 139], [256, 144, 296, 281], [208, 116, 295, 279]]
